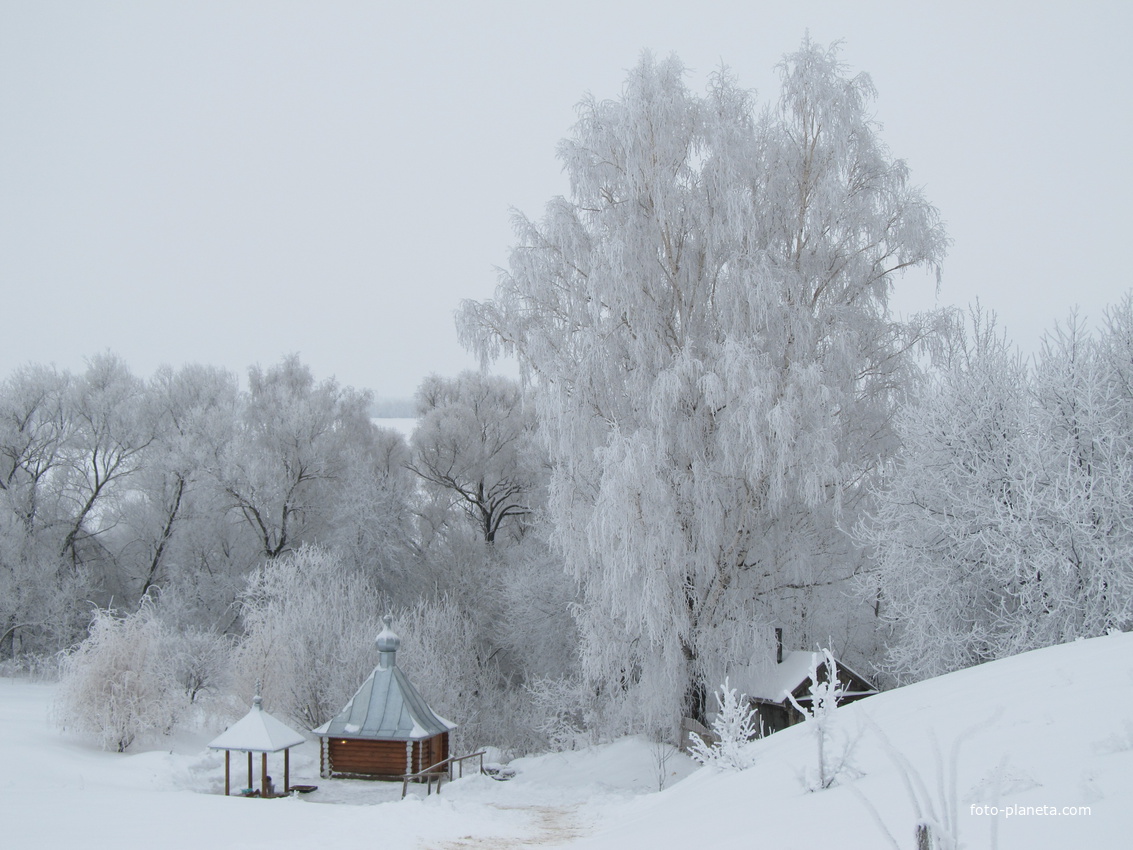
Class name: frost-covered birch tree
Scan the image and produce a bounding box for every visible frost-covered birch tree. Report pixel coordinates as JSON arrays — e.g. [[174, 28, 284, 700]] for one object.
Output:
[[459, 40, 946, 733]]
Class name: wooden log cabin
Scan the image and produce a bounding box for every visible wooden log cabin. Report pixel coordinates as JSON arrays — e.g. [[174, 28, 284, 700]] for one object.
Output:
[[313, 616, 455, 780]]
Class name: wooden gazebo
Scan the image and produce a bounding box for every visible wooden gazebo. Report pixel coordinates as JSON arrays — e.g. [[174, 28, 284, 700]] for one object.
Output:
[[208, 694, 307, 796], [313, 616, 455, 780]]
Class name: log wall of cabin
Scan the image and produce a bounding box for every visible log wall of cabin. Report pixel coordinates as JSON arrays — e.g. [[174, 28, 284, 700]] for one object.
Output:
[[326, 733, 449, 779]]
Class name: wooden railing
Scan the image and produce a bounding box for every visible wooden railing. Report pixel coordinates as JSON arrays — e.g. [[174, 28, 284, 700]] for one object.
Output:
[[401, 750, 487, 798]]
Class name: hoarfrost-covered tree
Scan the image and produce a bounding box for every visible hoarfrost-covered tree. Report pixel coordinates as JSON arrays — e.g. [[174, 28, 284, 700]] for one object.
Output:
[[329, 424, 419, 601], [117, 363, 242, 609], [411, 372, 538, 545], [0, 364, 78, 655], [57, 353, 154, 598], [460, 40, 946, 733], [409, 372, 576, 680], [0, 356, 156, 651], [858, 311, 1030, 680], [786, 649, 855, 790], [688, 678, 759, 770], [215, 355, 377, 560], [862, 301, 1133, 682], [233, 545, 383, 728]]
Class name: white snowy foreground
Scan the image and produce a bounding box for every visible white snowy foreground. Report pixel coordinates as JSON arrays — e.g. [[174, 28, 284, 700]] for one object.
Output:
[[5, 633, 1133, 849]]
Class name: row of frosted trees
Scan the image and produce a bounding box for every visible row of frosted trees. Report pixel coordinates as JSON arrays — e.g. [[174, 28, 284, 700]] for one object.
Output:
[[0, 353, 411, 656], [0, 352, 567, 657], [7, 356, 572, 752], [863, 302, 1133, 682]]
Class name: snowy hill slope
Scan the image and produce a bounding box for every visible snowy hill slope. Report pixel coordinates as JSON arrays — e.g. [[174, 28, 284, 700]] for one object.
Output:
[[3, 632, 1131, 849], [578, 632, 1133, 850]]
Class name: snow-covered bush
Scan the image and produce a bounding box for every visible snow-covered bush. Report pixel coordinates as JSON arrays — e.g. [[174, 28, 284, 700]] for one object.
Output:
[[525, 676, 597, 753], [688, 679, 759, 770], [54, 603, 185, 752], [172, 628, 231, 705], [787, 649, 857, 790]]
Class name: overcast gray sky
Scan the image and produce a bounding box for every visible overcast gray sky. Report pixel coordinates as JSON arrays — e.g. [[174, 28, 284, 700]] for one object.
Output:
[[2, 1, 1130, 399]]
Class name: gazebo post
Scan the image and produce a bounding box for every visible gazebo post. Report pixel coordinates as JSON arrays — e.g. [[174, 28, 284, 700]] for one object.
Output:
[[261, 752, 268, 797], [284, 747, 290, 793], [247, 751, 253, 791], [224, 750, 230, 796]]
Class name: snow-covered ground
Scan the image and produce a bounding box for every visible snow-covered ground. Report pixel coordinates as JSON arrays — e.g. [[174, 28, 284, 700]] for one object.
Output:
[[5, 633, 1132, 848]]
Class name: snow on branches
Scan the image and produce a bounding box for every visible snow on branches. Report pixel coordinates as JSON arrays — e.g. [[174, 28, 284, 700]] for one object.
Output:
[[861, 302, 1133, 682], [688, 679, 760, 770], [54, 602, 185, 752], [460, 38, 946, 735], [787, 649, 858, 790]]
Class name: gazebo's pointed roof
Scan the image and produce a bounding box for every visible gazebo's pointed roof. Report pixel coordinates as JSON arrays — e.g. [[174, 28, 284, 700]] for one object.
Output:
[[313, 616, 455, 741], [209, 695, 307, 753]]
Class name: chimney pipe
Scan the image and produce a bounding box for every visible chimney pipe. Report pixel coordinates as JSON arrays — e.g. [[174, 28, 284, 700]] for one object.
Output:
[[775, 628, 783, 664]]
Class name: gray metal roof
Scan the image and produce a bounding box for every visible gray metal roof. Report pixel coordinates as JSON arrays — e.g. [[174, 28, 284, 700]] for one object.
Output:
[[312, 617, 456, 741]]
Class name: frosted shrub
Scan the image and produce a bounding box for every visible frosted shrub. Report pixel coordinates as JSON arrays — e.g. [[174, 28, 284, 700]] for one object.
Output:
[[172, 628, 231, 705], [526, 676, 596, 753], [688, 679, 759, 770], [54, 603, 184, 752]]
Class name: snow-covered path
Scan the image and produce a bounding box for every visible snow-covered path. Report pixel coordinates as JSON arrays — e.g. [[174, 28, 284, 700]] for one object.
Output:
[[425, 805, 585, 849]]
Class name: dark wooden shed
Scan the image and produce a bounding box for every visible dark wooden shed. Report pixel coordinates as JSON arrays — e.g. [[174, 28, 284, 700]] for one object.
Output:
[[748, 650, 876, 736], [313, 616, 455, 780]]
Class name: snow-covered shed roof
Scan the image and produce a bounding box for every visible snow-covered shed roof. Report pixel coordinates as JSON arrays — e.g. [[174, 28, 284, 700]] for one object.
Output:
[[208, 696, 307, 753], [746, 651, 823, 702], [741, 651, 876, 704], [312, 616, 456, 742]]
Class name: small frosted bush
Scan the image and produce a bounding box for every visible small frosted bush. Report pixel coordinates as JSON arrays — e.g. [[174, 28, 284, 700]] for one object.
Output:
[[54, 603, 185, 752], [688, 679, 759, 770]]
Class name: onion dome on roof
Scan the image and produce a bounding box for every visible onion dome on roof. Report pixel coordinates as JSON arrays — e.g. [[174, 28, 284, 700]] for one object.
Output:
[[376, 614, 400, 655]]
